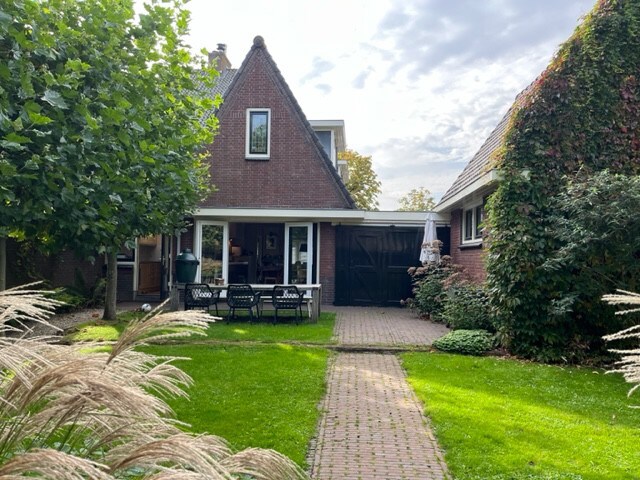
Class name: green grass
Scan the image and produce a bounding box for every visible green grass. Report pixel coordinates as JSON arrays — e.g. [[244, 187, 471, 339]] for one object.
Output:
[[206, 311, 335, 344], [67, 310, 336, 345], [143, 343, 329, 467], [401, 352, 640, 480], [66, 311, 143, 342]]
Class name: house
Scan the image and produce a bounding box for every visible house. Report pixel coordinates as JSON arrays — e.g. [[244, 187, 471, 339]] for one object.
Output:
[[5, 36, 444, 306], [115, 36, 449, 306]]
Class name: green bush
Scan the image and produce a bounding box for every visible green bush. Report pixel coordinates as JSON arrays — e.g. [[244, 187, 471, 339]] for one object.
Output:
[[406, 256, 463, 319], [442, 284, 495, 331], [485, 1, 640, 361], [48, 287, 88, 313], [433, 329, 495, 355]]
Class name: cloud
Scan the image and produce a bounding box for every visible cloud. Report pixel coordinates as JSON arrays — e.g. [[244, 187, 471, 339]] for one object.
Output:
[[301, 57, 335, 84], [376, 0, 594, 80], [352, 67, 374, 89], [315, 83, 332, 94]]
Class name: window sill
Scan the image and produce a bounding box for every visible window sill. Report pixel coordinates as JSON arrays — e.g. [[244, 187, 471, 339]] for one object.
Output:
[[459, 241, 483, 250], [245, 155, 270, 161]]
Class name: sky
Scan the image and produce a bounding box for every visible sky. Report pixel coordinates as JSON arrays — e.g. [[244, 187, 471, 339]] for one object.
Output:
[[182, 0, 595, 210]]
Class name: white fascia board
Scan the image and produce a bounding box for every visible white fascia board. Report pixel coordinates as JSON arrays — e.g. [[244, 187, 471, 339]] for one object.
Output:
[[434, 169, 500, 214], [194, 207, 365, 222], [333, 210, 447, 227]]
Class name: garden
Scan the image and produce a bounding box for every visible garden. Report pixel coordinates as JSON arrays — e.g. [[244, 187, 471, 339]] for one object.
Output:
[[19, 283, 640, 479]]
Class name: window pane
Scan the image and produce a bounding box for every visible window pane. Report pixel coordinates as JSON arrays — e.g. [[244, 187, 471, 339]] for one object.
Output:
[[475, 206, 483, 238], [250, 112, 268, 154], [288, 226, 309, 284], [316, 131, 332, 159], [201, 225, 224, 283], [464, 210, 473, 241]]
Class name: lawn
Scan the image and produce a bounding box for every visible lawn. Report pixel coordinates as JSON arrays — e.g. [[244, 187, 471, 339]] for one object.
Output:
[[143, 343, 329, 467], [67, 310, 336, 344], [204, 310, 335, 344], [65, 309, 335, 468], [401, 352, 640, 480]]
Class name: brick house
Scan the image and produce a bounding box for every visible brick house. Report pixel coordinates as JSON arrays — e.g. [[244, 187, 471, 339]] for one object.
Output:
[[115, 36, 448, 306]]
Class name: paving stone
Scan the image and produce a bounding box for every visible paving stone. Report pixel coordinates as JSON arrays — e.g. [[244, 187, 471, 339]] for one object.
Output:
[[309, 307, 450, 479]]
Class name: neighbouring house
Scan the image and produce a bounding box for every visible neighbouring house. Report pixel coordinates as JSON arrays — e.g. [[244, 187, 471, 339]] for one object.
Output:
[[113, 36, 450, 306]]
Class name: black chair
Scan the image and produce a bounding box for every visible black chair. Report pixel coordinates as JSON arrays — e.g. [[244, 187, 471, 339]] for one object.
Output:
[[185, 283, 220, 315], [272, 285, 305, 325], [226, 284, 261, 322]]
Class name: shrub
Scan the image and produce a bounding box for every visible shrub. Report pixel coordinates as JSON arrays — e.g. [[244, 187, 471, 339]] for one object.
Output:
[[442, 284, 495, 331], [407, 256, 463, 319], [47, 287, 88, 313], [433, 329, 495, 355], [486, 1, 640, 362]]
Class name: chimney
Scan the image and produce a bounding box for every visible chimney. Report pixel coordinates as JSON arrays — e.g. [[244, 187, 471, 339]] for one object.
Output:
[[208, 43, 231, 72]]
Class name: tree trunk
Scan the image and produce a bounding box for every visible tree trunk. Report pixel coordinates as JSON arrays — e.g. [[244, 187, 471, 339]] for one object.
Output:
[[103, 249, 118, 320], [0, 237, 6, 291]]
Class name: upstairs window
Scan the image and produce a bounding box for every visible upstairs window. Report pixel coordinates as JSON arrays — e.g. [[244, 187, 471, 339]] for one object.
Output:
[[246, 108, 270, 159]]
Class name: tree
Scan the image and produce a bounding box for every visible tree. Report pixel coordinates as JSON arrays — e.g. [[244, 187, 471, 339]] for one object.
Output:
[[0, 0, 218, 318], [397, 187, 435, 211], [339, 149, 381, 210]]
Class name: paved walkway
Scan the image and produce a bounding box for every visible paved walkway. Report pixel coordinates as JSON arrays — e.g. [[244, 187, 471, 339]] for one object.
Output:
[[309, 307, 450, 479]]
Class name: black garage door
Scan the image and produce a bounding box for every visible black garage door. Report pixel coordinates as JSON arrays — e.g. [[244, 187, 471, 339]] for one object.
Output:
[[334, 225, 450, 306]]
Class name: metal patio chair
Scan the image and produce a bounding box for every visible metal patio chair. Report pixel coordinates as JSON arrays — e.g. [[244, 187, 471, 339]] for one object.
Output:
[[272, 285, 305, 325], [226, 284, 262, 322], [184, 283, 220, 315]]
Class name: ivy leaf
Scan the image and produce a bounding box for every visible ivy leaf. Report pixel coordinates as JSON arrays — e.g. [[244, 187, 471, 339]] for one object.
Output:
[[42, 89, 68, 109]]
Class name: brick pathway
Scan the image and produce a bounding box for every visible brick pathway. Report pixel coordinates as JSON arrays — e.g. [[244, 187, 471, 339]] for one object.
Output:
[[309, 307, 449, 479], [332, 306, 449, 347]]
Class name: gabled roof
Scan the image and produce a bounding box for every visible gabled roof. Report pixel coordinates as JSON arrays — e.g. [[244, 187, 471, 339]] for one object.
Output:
[[204, 68, 238, 98], [436, 84, 534, 211], [213, 36, 355, 209]]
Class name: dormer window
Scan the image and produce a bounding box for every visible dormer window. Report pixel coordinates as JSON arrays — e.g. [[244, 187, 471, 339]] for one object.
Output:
[[246, 108, 270, 159]]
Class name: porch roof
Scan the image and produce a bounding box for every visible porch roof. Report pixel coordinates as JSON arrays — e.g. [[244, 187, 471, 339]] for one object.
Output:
[[194, 207, 446, 227]]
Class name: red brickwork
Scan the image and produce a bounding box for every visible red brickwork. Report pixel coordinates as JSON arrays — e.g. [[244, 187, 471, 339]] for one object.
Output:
[[450, 209, 486, 283], [201, 43, 352, 210], [6, 239, 104, 290], [319, 223, 335, 304]]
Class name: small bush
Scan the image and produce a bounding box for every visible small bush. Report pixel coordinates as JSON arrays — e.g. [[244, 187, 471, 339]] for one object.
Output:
[[433, 329, 495, 355], [48, 287, 88, 313], [442, 284, 494, 331], [407, 256, 464, 319]]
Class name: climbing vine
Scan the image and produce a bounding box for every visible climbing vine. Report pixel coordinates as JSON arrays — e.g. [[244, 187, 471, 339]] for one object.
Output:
[[485, 0, 640, 361]]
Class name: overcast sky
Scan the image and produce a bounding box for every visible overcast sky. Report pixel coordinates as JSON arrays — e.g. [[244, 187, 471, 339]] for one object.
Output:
[[183, 0, 595, 210]]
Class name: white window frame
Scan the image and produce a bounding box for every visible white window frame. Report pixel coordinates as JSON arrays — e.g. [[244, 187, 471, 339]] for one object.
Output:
[[194, 220, 229, 283], [314, 129, 336, 165], [284, 222, 314, 285], [245, 108, 271, 160], [461, 202, 483, 245]]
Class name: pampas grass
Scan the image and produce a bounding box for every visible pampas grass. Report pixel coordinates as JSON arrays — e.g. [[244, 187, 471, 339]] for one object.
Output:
[[603, 289, 640, 398], [0, 284, 309, 479]]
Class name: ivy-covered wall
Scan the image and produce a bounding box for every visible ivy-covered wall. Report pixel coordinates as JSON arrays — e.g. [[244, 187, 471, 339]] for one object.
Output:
[[485, 0, 640, 361]]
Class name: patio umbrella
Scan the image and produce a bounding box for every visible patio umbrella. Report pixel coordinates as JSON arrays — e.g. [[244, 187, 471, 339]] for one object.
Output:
[[419, 212, 440, 264]]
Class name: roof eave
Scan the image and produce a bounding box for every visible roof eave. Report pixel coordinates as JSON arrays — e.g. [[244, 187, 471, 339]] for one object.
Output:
[[434, 169, 500, 213]]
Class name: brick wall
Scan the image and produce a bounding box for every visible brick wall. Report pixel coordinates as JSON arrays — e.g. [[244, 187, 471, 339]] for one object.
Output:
[[319, 223, 335, 304], [6, 239, 104, 291], [202, 48, 351, 210], [450, 209, 486, 283]]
